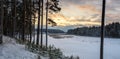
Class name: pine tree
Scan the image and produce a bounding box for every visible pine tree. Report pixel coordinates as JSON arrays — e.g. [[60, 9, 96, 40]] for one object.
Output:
[[45, 0, 61, 48]]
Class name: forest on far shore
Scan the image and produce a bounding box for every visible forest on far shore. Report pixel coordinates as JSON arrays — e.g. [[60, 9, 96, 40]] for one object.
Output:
[[67, 22, 120, 38]]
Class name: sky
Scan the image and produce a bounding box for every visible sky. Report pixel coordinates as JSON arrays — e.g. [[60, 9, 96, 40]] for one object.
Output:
[[43, 0, 120, 32]]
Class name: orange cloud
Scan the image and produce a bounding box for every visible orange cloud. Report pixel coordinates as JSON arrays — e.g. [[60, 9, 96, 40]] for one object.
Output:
[[77, 5, 101, 14], [34, 3, 102, 27], [49, 13, 101, 26]]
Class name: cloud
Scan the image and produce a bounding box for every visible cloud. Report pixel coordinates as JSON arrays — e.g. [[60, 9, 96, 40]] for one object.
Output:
[[49, 12, 101, 27], [46, 0, 120, 31], [77, 5, 101, 14], [63, 0, 120, 21]]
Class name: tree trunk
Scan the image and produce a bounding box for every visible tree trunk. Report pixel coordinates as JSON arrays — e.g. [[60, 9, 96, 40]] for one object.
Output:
[[29, 0, 32, 43], [40, 0, 44, 48], [45, 0, 49, 48], [13, 0, 16, 38], [0, 0, 4, 44], [22, 0, 26, 41], [36, 0, 41, 45], [100, 0, 106, 59]]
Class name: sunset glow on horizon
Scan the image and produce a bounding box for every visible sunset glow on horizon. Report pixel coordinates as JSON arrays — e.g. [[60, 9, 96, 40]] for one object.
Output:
[[48, 0, 120, 27], [35, 0, 120, 31]]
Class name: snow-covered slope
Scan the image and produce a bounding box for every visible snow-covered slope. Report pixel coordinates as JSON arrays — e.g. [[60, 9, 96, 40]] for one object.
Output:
[[0, 36, 37, 59], [46, 34, 120, 59]]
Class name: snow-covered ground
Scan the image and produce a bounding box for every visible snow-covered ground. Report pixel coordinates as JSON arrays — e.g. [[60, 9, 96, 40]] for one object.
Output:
[[44, 34, 120, 59], [0, 36, 38, 59]]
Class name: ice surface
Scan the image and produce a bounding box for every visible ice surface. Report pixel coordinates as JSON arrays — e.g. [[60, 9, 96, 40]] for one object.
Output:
[[45, 34, 120, 59]]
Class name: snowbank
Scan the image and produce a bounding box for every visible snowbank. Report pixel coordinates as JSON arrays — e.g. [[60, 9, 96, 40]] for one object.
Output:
[[0, 36, 37, 59]]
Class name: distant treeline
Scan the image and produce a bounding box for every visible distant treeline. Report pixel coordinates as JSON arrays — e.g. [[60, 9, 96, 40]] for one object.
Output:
[[67, 22, 120, 38], [36, 29, 65, 34]]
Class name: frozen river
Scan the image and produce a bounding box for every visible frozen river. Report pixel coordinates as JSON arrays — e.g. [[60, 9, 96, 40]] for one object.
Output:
[[46, 34, 120, 59]]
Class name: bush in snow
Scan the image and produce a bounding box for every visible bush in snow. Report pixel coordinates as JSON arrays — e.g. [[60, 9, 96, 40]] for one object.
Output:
[[22, 40, 80, 59]]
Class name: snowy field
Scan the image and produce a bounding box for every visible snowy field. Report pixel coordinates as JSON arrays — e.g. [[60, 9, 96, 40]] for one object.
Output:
[[44, 34, 120, 59]]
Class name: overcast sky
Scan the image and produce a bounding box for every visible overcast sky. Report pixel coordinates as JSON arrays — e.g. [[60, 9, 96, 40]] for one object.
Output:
[[48, 0, 120, 31]]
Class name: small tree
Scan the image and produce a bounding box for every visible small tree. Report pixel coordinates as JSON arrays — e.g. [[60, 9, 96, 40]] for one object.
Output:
[[45, 0, 61, 48]]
